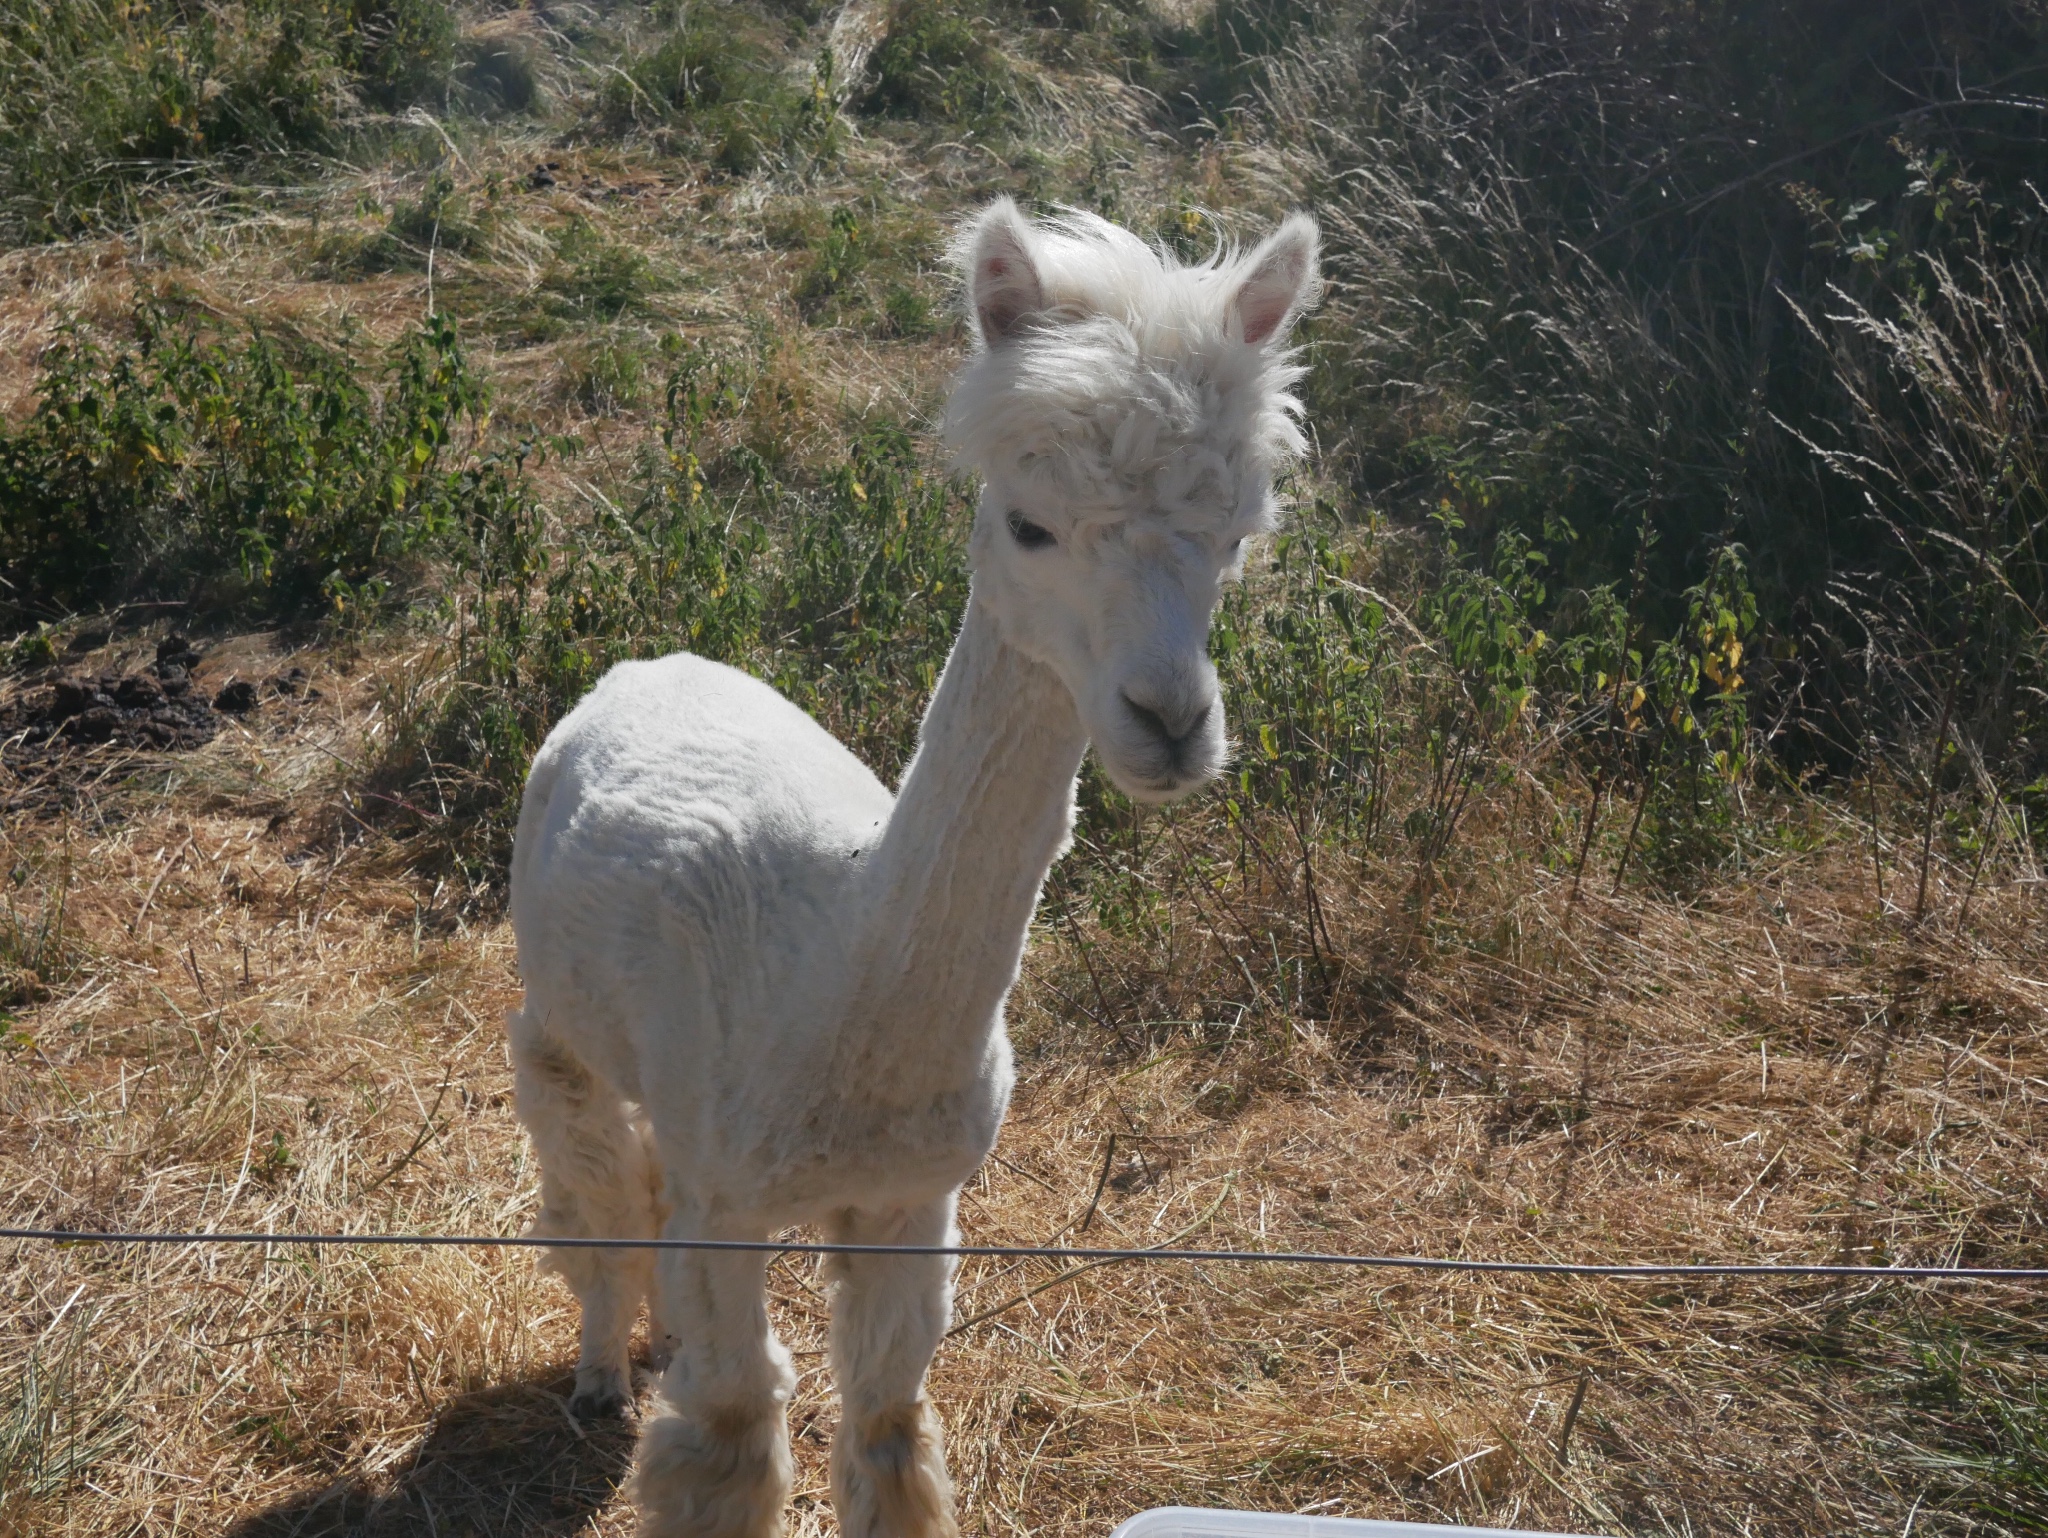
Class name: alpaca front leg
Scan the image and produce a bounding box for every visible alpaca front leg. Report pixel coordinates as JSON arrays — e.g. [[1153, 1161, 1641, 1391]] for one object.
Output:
[[826, 1197, 961, 1538], [632, 1228, 795, 1538]]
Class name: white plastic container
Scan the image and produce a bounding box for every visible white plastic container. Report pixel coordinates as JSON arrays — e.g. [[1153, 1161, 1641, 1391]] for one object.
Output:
[[1109, 1506, 1592, 1538]]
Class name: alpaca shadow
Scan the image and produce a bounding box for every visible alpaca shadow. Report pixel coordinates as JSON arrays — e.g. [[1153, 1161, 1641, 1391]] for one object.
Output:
[[225, 1371, 637, 1537]]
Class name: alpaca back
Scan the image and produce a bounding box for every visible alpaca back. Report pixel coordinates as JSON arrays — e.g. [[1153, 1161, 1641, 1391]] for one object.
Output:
[[510, 652, 893, 1112]]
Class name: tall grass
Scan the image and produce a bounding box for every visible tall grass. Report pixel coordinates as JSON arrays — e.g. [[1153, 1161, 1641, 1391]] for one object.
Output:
[[1790, 235, 2048, 908], [0, 1304, 130, 1523], [601, 4, 842, 172], [0, 0, 471, 238], [1263, 0, 2048, 791], [0, 845, 77, 1014]]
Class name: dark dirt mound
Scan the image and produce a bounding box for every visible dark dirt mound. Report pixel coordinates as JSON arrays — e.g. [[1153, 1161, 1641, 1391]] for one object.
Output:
[[3, 634, 223, 755], [1, 636, 322, 813]]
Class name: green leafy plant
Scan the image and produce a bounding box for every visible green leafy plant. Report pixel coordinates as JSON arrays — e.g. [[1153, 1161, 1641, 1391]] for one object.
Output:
[[0, 309, 492, 631], [796, 205, 871, 316], [1408, 515, 1546, 878], [382, 338, 968, 887], [1629, 545, 1759, 891], [1216, 508, 1396, 845]]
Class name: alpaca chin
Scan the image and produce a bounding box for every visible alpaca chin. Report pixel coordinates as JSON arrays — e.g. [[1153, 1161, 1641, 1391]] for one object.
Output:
[[1096, 748, 1221, 805]]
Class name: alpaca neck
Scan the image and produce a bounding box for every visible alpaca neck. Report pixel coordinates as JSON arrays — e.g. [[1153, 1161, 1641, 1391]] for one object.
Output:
[[841, 595, 1087, 1089]]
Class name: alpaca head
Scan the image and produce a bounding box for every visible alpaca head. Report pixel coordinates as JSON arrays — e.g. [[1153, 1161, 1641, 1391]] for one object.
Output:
[[944, 198, 1319, 803]]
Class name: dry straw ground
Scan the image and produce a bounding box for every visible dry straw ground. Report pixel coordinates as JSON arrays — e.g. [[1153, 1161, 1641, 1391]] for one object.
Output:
[[2, 5, 2045, 1533], [3, 632, 2044, 1537]]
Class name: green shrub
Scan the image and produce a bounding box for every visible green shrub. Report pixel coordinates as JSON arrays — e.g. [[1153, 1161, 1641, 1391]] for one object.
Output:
[[859, 0, 1014, 127], [0, 0, 357, 237], [385, 343, 969, 886], [347, 0, 457, 109], [455, 22, 545, 114], [560, 333, 654, 415], [538, 218, 660, 320], [1214, 511, 1397, 844], [766, 424, 969, 768], [0, 310, 494, 631], [795, 205, 871, 316], [881, 283, 939, 338], [353, 169, 489, 271], [789, 199, 947, 330], [1162, 0, 1317, 119]]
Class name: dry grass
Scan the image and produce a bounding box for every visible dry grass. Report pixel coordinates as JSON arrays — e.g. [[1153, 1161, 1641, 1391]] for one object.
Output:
[[2, 631, 2044, 1537], [1, 9, 2044, 1534]]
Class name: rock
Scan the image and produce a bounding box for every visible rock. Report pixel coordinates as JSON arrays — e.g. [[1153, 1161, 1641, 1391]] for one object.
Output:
[[213, 679, 259, 714]]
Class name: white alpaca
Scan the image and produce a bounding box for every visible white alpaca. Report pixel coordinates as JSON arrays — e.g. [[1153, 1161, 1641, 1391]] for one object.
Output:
[[506, 198, 1318, 1538]]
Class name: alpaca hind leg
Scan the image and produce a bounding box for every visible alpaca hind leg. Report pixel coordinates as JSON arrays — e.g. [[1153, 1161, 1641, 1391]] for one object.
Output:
[[636, 1114, 681, 1372], [826, 1196, 961, 1538], [633, 1222, 795, 1538], [510, 1020, 656, 1418]]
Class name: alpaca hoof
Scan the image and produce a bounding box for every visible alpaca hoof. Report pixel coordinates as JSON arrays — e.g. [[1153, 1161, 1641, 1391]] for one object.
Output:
[[571, 1387, 629, 1420], [632, 1398, 794, 1538], [833, 1400, 958, 1538], [650, 1332, 680, 1372]]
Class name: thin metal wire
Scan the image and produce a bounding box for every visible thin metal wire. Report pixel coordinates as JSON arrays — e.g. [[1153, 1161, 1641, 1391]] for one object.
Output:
[[4, 1227, 2046, 1282]]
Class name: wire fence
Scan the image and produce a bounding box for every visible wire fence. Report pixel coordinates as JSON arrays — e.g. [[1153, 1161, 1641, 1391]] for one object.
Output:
[[7, 1227, 2048, 1283]]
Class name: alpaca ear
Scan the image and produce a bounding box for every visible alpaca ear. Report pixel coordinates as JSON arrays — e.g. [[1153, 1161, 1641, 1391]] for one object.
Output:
[[965, 198, 1048, 346], [1229, 213, 1319, 347]]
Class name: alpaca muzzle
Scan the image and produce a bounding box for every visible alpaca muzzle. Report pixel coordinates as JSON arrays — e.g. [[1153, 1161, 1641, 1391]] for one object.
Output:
[[1105, 678, 1225, 801]]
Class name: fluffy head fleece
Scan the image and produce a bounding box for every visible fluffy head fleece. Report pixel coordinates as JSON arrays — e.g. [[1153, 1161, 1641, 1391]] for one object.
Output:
[[943, 199, 1319, 537]]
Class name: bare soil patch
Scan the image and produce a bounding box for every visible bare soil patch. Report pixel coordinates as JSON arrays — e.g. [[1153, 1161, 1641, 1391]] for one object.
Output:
[[1, 634, 324, 817]]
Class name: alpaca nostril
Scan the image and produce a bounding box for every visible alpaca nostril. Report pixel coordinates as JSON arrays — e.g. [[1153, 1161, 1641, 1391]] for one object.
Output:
[[1122, 694, 1173, 745], [1121, 695, 1211, 749]]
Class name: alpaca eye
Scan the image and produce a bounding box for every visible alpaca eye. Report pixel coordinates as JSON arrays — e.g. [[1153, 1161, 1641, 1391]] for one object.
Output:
[[1008, 513, 1055, 550]]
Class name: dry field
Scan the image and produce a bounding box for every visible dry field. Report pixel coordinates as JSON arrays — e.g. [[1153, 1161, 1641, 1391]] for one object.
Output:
[[2, 632, 2044, 1537], [1, 6, 2046, 1533]]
